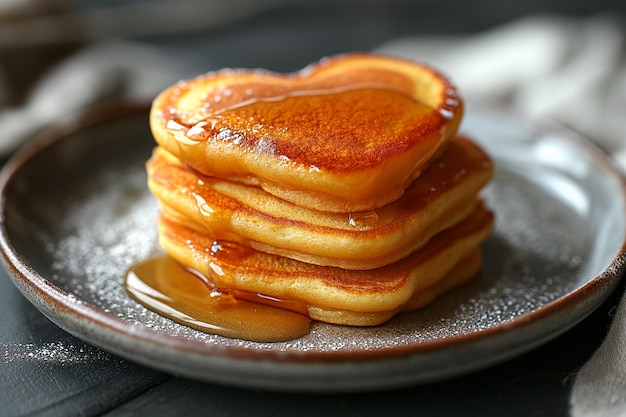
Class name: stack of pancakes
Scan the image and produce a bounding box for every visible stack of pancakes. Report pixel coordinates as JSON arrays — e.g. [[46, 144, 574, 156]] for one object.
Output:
[[147, 53, 494, 326]]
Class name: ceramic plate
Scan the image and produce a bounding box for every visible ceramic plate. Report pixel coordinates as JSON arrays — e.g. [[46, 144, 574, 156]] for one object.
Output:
[[1, 103, 625, 392]]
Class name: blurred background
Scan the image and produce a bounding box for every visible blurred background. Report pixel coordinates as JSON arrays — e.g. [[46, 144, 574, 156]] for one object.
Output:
[[1, 0, 625, 163]]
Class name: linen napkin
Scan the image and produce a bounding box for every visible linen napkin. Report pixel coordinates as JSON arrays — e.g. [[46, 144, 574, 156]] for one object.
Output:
[[377, 14, 626, 417], [0, 41, 185, 156]]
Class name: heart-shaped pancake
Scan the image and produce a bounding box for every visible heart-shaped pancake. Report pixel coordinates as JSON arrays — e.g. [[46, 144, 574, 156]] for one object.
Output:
[[150, 53, 462, 213]]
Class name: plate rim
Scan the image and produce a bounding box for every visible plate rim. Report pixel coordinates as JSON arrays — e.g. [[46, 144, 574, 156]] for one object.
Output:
[[1, 101, 625, 369]]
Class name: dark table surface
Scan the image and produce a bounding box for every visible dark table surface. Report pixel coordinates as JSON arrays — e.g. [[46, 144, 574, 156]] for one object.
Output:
[[2, 2, 626, 416]]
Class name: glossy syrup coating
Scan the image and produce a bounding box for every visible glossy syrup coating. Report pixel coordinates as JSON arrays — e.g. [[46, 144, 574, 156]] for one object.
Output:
[[126, 255, 311, 343], [150, 53, 463, 212]]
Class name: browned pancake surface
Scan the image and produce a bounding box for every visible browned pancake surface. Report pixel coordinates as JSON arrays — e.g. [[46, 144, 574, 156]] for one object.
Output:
[[150, 53, 463, 212]]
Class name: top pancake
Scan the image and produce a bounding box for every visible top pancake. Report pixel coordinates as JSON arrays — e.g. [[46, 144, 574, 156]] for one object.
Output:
[[150, 53, 463, 213]]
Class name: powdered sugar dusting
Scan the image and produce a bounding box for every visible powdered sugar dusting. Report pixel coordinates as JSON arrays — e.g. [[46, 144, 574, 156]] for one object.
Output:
[[46, 164, 163, 320], [2, 341, 115, 366], [39, 150, 590, 353]]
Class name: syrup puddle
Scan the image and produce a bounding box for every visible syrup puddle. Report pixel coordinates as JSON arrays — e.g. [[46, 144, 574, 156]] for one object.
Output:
[[126, 256, 311, 342]]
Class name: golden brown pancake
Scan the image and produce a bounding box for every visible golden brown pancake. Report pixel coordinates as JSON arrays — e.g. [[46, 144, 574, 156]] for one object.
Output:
[[150, 53, 463, 213], [147, 135, 492, 270], [141, 53, 495, 334], [156, 205, 493, 326]]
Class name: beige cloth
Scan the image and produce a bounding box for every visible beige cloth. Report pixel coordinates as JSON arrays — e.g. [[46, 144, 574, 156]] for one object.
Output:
[[377, 15, 626, 417], [0, 41, 184, 155], [572, 299, 626, 416], [377, 15, 626, 169]]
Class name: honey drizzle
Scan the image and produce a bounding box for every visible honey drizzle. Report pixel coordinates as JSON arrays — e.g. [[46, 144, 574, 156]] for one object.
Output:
[[125, 255, 311, 342], [207, 82, 424, 117]]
